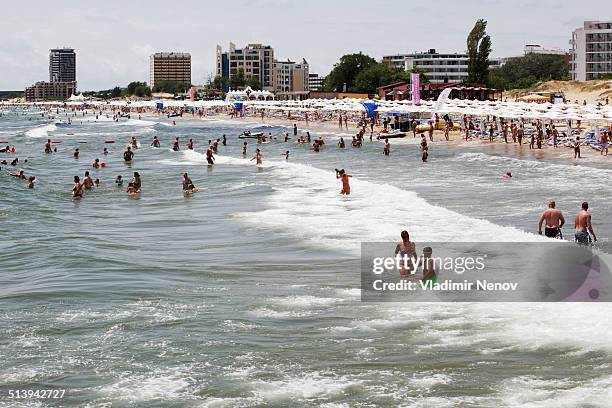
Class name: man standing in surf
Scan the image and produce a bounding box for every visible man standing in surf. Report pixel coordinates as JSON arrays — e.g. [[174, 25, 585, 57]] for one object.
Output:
[[538, 200, 565, 239], [206, 146, 215, 165], [574, 202, 596, 245]]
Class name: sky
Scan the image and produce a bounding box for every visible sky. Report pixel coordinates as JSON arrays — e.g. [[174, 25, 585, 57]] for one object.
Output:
[[0, 0, 608, 90]]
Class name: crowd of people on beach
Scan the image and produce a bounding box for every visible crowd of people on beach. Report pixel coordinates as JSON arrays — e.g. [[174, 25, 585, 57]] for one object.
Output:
[[1, 104, 604, 247]]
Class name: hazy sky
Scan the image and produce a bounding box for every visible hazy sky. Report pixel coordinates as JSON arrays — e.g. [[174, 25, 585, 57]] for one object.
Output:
[[1, 0, 608, 90]]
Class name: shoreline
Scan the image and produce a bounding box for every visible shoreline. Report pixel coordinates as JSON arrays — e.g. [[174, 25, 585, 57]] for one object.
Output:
[[149, 111, 612, 167]]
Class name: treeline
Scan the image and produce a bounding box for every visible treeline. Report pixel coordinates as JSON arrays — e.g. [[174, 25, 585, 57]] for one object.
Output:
[[83, 81, 192, 99], [489, 53, 570, 90]]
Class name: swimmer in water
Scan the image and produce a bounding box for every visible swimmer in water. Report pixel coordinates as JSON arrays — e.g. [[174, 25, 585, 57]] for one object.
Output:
[[126, 182, 138, 194], [115, 175, 123, 186], [72, 176, 83, 198], [151, 136, 161, 148], [45, 139, 52, 154], [123, 146, 134, 162], [187, 138, 194, 150], [206, 146, 215, 165], [242, 142, 248, 156], [27, 176, 35, 189], [338, 137, 345, 148], [282, 150, 290, 160], [335, 168, 352, 195], [251, 148, 262, 165], [131, 172, 142, 192], [222, 134, 227, 146], [172, 137, 180, 151], [130, 136, 138, 149], [103, 148, 108, 155], [92, 158, 101, 169], [383, 139, 390, 156], [182, 172, 199, 193], [73, 148, 80, 159], [82, 171, 94, 189], [10, 170, 27, 179], [94, 178, 100, 187], [502, 172, 512, 179]]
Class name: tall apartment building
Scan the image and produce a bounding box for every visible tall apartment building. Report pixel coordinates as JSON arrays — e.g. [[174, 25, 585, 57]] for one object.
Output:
[[571, 20, 612, 81], [382, 49, 501, 84], [216, 43, 275, 91], [149, 52, 192, 89], [49, 48, 76, 82], [308, 73, 325, 91]]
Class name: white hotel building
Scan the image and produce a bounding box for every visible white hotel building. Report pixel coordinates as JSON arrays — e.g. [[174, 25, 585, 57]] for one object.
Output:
[[382, 49, 501, 84], [570, 20, 612, 81]]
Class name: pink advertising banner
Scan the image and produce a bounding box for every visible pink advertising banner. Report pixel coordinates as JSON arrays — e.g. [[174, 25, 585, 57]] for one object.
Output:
[[411, 73, 420, 105]]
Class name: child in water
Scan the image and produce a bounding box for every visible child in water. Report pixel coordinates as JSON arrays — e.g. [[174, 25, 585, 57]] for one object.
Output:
[[335, 169, 352, 195], [115, 175, 123, 186]]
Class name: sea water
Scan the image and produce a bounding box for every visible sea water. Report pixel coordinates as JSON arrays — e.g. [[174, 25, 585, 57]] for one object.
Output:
[[1, 109, 611, 407]]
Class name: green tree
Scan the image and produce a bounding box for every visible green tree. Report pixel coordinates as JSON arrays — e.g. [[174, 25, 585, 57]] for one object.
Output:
[[246, 75, 261, 90], [323, 53, 377, 92], [408, 67, 430, 84], [488, 54, 570, 90], [153, 80, 188, 94], [110, 86, 122, 98], [229, 68, 246, 89], [466, 19, 492, 84], [352, 63, 410, 93]]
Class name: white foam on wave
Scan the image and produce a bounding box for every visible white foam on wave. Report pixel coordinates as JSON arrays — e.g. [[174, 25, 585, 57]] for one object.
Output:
[[250, 372, 363, 402], [97, 368, 191, 402], [497, 374, 612, 408], [228, 158, 544, 252], [24, 123, 57, 138]]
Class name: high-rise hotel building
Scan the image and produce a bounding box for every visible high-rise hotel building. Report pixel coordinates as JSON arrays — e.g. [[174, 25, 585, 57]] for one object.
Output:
[[571, 20, 612, 81], [49, 48, 76, 82], [149, 52, 192, 89], [216, 43, 275, 91]]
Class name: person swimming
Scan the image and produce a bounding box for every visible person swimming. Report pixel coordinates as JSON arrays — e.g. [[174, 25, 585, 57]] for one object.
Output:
[[74, 148, 80, 159], [92, 158, 101, 168], [44, 139, 52, 154], [27, 176, 35, 189], [10, 170, 27, 179], [131, 172, 142, 192], [282, 150, 289, 160], [115, 175, 123, 186], [151, 136, 161, 148], [502, 172, 512, 179], [242, 142, 248, 156], [172, 137, 180, 151]]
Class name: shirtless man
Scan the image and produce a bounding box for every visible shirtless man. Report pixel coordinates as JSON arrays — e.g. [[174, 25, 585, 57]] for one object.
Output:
[[123, 146, 134, 162], [336, 169, 352, 195], [206, 146, 215, 165], [82, 171, 94, 189], [45, 139, 53, 154], [74, 148, 80, 159], [282, 150, 289, 160], [574, 202, 596, 245], [242, 142, 248, 156], [72, 176, 83, 198], [338, 137, 346, 148], [222, 135, 227, 146], [538, 200, 565, 239], [251, 148, 262, 165], [187, 138, 194, 150], [172, 137, 180, 151], [394, 230, 416, 277]]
